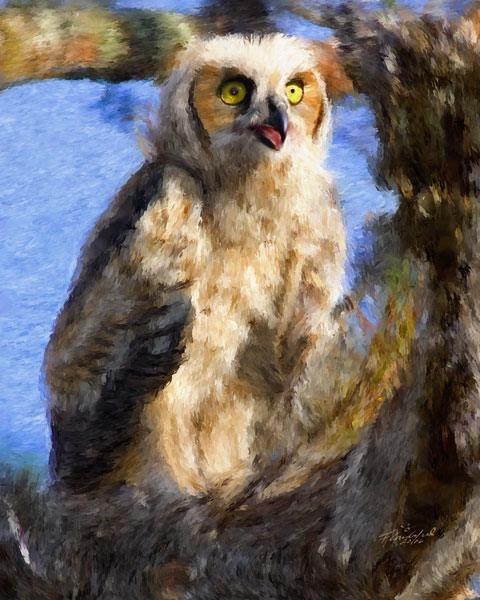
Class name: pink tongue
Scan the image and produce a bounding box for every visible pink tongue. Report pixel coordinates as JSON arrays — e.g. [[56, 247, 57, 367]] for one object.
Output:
[[254, 125, 282, 151]]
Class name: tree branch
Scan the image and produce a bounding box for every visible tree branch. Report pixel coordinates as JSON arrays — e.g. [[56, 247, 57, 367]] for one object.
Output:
[[0, 5, 197, 87], [0, 0, 275, 88]]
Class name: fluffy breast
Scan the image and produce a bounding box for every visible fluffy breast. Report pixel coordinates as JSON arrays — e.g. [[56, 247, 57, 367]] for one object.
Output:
[[127, 160, 345, 496]]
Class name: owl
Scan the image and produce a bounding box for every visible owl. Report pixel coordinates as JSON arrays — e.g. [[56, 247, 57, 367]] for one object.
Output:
[[45, 34, 350, 498]]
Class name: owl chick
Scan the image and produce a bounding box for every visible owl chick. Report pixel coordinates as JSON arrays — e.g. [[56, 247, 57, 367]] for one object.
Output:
[[45, 34, 350, 497]]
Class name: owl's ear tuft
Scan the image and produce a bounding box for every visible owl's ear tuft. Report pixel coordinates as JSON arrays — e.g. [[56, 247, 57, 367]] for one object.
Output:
[[310, 41, 353, 100]]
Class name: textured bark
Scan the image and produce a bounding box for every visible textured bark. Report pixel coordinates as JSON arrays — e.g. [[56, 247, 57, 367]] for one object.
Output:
[[0, 5, 198, 86], [0, 0, 274, 88]]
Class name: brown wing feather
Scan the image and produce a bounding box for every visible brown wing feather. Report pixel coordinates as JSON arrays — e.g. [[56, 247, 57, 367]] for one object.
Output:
[[45, 158, 199, 493]]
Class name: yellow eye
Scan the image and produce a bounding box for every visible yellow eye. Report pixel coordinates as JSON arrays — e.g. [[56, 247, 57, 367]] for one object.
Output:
[[286, 82, 304, 105], [220, 80, 247, 105]]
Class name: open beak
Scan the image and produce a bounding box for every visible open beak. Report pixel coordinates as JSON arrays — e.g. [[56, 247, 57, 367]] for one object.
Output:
[[251, 101, 288, 151]]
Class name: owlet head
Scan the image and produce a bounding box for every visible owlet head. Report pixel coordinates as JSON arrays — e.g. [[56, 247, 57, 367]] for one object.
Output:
[[153, 34, 352, 173]]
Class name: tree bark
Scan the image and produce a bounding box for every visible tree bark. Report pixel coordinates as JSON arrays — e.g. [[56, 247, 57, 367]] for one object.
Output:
[[0, 0, 274, 88], [0, 5, 199, 87]]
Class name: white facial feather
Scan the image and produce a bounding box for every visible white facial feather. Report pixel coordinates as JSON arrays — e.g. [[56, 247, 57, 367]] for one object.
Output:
[[145, 34, 333, 179]]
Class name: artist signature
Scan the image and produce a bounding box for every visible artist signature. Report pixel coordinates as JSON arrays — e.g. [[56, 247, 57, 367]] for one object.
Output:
[[379, 524, 437, 546]]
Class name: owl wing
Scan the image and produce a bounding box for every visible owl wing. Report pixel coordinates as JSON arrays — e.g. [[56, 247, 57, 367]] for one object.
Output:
[[45, 158, 201, 493]]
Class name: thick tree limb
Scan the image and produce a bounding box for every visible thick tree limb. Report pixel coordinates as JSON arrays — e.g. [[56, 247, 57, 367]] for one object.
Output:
[[0, 5, 198, 86], [0, 0, 275, 88]]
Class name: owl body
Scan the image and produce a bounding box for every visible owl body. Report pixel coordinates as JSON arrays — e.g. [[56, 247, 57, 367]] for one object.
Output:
[[46, 34, 349, 496]]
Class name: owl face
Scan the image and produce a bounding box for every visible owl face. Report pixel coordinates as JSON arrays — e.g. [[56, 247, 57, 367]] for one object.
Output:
[[155, 34, 351, 174], [189, 35, 327, 161]]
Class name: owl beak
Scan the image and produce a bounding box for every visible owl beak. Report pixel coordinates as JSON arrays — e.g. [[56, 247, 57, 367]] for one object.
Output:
[[251, 102, 288, 151]]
